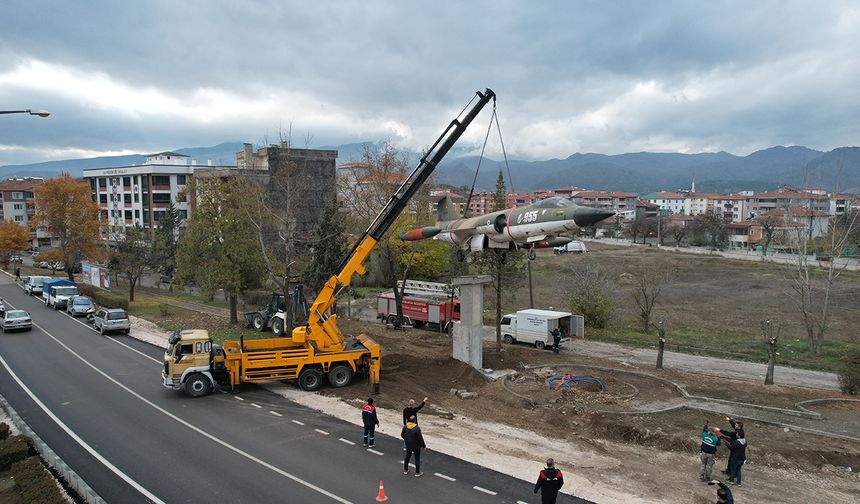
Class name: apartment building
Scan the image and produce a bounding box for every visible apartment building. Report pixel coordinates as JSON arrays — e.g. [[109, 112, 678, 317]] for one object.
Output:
[[83, 152, 207, 242], [744, 188, 830, 217], [572, 191, 637, 219], [0, 177, 59, 249], [641, 191, 685, 215]]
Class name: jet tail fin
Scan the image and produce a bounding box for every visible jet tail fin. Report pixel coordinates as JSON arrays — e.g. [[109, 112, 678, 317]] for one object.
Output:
[[436, 196, 460, 222]]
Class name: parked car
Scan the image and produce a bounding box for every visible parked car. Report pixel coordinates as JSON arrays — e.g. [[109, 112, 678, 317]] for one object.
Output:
[[2, 310, 32, 333], [93, 308, 130, 335], [553, 240, 587, 254], [65, 295, 95, 317], [10, 255, 23, 263], [24, 276, 52, 295], [38, 261, 50, 269]]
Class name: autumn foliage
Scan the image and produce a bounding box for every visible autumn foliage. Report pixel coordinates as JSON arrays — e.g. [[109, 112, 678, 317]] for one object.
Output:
[[34, 173, 103, 279], [0, 220, 30, 264]]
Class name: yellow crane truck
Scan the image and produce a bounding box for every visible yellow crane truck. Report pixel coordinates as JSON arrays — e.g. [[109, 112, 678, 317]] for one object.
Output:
[[162, 88, 496, 397]]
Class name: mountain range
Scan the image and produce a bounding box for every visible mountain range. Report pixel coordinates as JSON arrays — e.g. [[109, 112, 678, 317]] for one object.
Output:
[[2, 142, 858, 194]]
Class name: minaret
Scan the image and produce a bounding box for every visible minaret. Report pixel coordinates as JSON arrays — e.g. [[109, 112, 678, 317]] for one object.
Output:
[[691, 177, 696, 194]]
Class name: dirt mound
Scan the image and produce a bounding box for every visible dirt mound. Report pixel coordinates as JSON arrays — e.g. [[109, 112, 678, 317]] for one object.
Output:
[[383, 353, 488, 392]]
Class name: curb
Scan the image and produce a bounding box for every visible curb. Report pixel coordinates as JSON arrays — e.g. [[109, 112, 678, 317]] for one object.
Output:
[[0, 391, 106, 504]]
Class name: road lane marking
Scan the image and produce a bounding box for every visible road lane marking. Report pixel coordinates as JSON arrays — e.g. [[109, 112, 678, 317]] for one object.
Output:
[[338, 438, 355, 445], [0, 352, 165, 504], [366, 449, 384, 456], [434, 472, 456, 481], [251, 403, 262, 409], [270, 411, 283, 417], [17, 315, 354, 504], [292, 419, 305, 426], [517, 501, 530, 504], [314, 429, 329, 435], [235, 396, 245, 401], [473, 486, 497, 495]]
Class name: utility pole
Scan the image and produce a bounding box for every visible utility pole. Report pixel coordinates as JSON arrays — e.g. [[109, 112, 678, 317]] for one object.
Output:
[[657, 211, 662, 247], [527, 258, 534, 308]]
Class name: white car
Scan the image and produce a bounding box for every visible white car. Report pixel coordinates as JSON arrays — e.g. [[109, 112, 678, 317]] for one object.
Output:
[[2, 310, 32, 333]]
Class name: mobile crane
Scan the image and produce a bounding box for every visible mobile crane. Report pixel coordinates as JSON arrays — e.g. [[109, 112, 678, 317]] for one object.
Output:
[[162, 88, 496, 396]]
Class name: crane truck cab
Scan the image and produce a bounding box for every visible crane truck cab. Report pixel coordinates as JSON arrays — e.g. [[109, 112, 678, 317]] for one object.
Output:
[[162, 330, 228, 397]]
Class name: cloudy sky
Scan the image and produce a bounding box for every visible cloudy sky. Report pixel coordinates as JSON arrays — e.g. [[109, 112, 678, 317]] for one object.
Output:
[[1, 0, 858, 165]]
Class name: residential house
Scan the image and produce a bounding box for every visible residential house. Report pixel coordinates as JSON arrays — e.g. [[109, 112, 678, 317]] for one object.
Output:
[[0, 177, 60, 249]]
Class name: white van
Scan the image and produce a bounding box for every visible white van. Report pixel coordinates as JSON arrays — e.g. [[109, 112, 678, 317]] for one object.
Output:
[[24, 276, 52, 296], [500, 309, 574, 349], [553, 240, 587, 254]]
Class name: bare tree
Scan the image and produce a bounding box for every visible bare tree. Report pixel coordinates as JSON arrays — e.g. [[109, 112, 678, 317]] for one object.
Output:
[[785, 209, 859, 354], [670, 221, 690, 247], [761, 320, 781, 385], [757, 213, 781, 257], [631, 259, 672, 333], [653, 319, 667, 369]]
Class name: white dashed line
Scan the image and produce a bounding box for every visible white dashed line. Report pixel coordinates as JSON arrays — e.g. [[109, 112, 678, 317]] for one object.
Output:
[[314, 429, 329, 435], [338, 438, 356, 446], [292, 420, 305, 426], [473, 486, 497, 496], [517, 501, 530, 504], [434, 472, 456, 481], [234, 396, 245, 401], [251, 403, 262, 409], [269, 411, 283, 417], [366, 449, 384, 456]]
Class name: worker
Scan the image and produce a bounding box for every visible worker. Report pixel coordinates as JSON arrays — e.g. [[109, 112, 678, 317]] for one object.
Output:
[[401, 415, 425, 477], [361, 397, 379, 448], [533, 458, 564, 504], [720, 417, 744, 476], [699, 421, 721, 481], [403, 397, 428, 425], [726, 430, 747, 486], [552, 328, 561, 354], [708, 480, 734, 504]]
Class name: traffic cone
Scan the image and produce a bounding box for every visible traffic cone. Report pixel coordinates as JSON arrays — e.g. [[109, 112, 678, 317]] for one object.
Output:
[[375, 480, 388, 502]]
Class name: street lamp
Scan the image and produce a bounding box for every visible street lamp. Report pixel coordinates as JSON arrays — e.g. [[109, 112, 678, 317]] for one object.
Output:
[[0, 109, 50, 117]]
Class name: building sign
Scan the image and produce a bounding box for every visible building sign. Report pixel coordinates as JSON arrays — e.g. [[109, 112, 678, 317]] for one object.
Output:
[[81, 261, 111, 291]]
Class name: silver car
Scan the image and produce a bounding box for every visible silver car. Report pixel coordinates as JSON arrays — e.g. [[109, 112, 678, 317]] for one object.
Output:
[[93, 308, 130, 335], [66, 296, 96, 317], [2, 310, 32, 333]]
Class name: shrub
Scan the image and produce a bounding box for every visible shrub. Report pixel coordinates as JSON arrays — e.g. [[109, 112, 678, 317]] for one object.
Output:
[[568, 261, 614, 329], [838, 351, 860, 395], [77, 283, 128, 310], [0, 434, 30, 470], [10, 456, 68, 504], [0, 422, 9, 440]]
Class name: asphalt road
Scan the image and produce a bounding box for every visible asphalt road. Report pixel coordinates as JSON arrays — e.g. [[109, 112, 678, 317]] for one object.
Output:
[[0, 276, 590, 504]]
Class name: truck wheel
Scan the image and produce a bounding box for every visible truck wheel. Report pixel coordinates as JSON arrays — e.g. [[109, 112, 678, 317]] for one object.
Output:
[[253, 313, 267, 332], [298, 368, 323, 391], [503, 335, 513, 344], [328, 365, 353, 388], [534, 340, 545, 350], [184, 373, 212, 398], [386, 315, 397, 325], [272, 318, 284, 337], [98, 324, 105, 335]]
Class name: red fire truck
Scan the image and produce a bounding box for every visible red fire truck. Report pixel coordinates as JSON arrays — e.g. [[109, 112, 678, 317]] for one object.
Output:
[[376, 281, 460, 331]]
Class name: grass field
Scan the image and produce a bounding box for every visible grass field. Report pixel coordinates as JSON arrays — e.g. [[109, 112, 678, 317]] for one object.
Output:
[[496, 242, 860, 372]]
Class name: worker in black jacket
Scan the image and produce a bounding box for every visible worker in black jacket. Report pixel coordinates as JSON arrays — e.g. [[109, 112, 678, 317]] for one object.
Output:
[[534, 458, 564, 504], [401, 415, 426, 476], [361, 397, 379, 448], [402, 397, 428, 425], [727, 431, 747, 485], [708, 479, 733, 504], [720, 417, 744, 475]]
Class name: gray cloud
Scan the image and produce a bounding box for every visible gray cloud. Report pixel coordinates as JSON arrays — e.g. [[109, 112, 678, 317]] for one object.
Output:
[[1, 0, 858, 165]]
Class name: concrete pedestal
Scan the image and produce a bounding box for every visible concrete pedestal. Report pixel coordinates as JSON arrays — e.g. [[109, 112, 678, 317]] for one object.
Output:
[[451, 275, 492, 371]]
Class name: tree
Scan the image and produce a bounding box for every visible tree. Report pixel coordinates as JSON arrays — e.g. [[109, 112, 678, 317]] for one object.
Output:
[[176, 178, 266, 323], [471, 170, 526, 351], [0, 221, 31, 266], [698, 210, 727, 250], [626, 216, 646, 244], [655, 320, 666, 370], [785, 209, 859, 354], [152, 202, 181, 287], [34, 248, 64, 274], [757, 213, 781, 257], [111, 226, 153, 302], [305, 197, 347, 293], [630, 259, 671, 332], [567, 260, 614, 328], [34, 173, 103, 280], [761, 320, 781, 385], [670, 221, 690, 247]]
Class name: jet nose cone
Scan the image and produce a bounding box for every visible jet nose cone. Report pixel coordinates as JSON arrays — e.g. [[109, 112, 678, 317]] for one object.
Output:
[[573, 207, 615, 227]]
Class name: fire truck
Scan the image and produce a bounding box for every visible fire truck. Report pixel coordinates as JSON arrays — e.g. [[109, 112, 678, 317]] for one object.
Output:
[[377, 280, 460, 331]]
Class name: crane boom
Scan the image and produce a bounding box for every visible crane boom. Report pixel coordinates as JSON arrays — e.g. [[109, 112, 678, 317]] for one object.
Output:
[[292, 88, 496, 356]]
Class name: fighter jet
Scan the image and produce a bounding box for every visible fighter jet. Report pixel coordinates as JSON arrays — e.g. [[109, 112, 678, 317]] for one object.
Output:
[[401, 195, 614, 260]]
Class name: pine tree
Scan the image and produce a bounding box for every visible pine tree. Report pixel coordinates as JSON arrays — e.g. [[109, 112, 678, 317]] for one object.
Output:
[[305, 197, 347, 293]]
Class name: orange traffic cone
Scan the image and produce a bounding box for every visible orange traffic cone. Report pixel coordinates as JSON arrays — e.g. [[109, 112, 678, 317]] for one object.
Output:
[[375, 480, 388, 502]]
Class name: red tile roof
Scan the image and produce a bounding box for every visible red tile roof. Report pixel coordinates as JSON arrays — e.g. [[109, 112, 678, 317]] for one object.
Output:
[[575, 191, 636, 198], [0, 178, 44, 191], [652, 191, 684, 199]]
